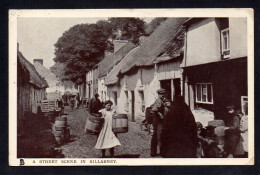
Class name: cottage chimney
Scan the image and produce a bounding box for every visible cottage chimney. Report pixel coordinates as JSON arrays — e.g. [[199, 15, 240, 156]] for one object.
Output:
[[139, 36, 147, 46], [113, 40, 128, 53], [33, 59, 43, 65], [104, 50, 113, 57]]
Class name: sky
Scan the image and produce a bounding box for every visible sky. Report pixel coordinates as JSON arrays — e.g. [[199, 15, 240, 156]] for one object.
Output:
[[17, 17, 153, 69]]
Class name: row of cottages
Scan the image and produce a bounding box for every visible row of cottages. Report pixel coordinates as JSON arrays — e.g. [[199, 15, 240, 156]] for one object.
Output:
[[104, 18, 187, 122], [17, 49, 48, 135], [33, 59, 78, 97], [33, 59, 64, 99], [78, 40, 135, 101], [182, 18, 248, 123]]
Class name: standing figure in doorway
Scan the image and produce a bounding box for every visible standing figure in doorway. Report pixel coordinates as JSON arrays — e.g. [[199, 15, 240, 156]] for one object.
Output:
[[150, 88, 166, 157], [95, 100, 121, 158]]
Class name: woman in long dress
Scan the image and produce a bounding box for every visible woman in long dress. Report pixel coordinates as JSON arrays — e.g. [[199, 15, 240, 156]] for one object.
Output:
[[95, 100, 121, 157], [160, 96, 198, 158]]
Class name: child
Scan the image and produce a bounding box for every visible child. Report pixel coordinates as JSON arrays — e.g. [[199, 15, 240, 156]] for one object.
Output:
[[196, 122, 215, 158], [95, 100, 121, 158]]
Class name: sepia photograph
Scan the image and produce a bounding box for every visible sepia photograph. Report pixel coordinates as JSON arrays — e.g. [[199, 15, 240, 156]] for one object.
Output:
[[9, 9, 254, 166]]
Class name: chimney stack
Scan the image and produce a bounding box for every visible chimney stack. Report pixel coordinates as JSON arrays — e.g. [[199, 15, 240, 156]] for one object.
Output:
[[33, 59, 43, 65], [104, 50, 113, 57], [139, 36, 147, 46], [113, 40, 128, 53]]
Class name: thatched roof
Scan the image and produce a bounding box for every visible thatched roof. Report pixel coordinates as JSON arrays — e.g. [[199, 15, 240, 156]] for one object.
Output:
[[17, 51, 48, 88], [104, 46, 139, 86], [98, 42, 135, 78], [120, 18, 187, 74], [34, 62, 58, 88]]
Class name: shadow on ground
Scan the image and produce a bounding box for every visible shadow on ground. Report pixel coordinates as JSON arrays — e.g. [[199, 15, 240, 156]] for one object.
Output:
[[114, 154, 140, 158]]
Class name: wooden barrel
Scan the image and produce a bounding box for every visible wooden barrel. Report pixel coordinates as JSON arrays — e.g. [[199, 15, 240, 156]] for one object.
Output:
[[208, 120, 225, 127], [47, 111, 58, 123], [55, 116, 67, 127], [216, 136, 225, 145], [214, 126, 225, 136], [85, 115, 104, 133], [112, 114, 128, 133]]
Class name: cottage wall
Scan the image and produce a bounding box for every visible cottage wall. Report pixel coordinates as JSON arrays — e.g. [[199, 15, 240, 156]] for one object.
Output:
[[186, 18, 221, 66], [106, 59, 183, 121], [229, 18, 247, 59], [183, 17, 248, 122], [17, 83, 46, 134], [106, 67, 160, 121]]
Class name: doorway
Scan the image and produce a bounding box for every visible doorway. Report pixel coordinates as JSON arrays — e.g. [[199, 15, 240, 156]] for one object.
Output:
[[160, 79, 171, 100], [131, 91, 135, 121], [173, 78, 181, 97]]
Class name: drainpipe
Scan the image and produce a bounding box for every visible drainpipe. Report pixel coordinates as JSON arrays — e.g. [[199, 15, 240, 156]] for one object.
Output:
[[181, 28, 188, 97]]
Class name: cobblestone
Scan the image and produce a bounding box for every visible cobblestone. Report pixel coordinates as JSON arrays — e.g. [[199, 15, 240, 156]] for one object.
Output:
[[60, 106, 152, 158]]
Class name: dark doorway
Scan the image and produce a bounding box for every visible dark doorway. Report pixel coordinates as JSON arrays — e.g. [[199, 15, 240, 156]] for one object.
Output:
[[131, 91, 135, 122], [173, 78, 181, 97], [88, 84, 91, 98], [160, 80, 171, 100]]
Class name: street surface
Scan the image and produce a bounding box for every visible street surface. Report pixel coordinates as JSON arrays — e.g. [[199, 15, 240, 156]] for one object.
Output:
[[60, 106, 152, 158]]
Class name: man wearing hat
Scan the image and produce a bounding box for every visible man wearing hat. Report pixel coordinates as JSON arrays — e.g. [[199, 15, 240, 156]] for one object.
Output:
[[150, 88, 166, 157]]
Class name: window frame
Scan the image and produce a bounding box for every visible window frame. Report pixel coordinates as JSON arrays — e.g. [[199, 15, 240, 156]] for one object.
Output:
[[221, 28, 230, 58], [195, 83, 214, 104]]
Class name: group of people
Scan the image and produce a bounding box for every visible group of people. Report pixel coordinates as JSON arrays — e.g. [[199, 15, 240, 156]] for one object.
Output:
[[147, 88, 198, 157], [147, 88, 248, 158], [69, 93, 81, 110], [85, 89, 248, 158]]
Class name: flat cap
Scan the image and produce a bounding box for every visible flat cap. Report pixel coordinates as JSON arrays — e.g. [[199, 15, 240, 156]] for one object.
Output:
[[156, 88, 166, 94]]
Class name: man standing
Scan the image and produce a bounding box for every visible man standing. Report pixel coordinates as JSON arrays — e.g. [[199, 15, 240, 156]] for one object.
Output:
[[150, 88, 166, 157], [89, 93, 102, 115]]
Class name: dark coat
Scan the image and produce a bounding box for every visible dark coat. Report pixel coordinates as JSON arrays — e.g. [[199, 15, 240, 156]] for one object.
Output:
[[224, 114, 244, 155], [89, 97, 102, 114], [160, 96, 198, 158]]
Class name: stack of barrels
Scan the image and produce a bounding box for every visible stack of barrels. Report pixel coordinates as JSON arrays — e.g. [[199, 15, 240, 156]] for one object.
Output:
[[52, 116, 70, 145], [208, 120, 225, 156]]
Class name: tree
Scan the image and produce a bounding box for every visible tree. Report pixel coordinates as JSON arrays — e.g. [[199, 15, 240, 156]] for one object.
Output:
[[52, 18, 147, 84], [145, 18, 168, 36], [109, 18, 146, 44], [53, 23, 111, 84]]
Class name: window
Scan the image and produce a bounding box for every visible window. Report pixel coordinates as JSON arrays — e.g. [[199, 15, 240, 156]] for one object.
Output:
[[221, 28, 230, 59], [196, 83, 213, 104], [139, 90, 145, 113]]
